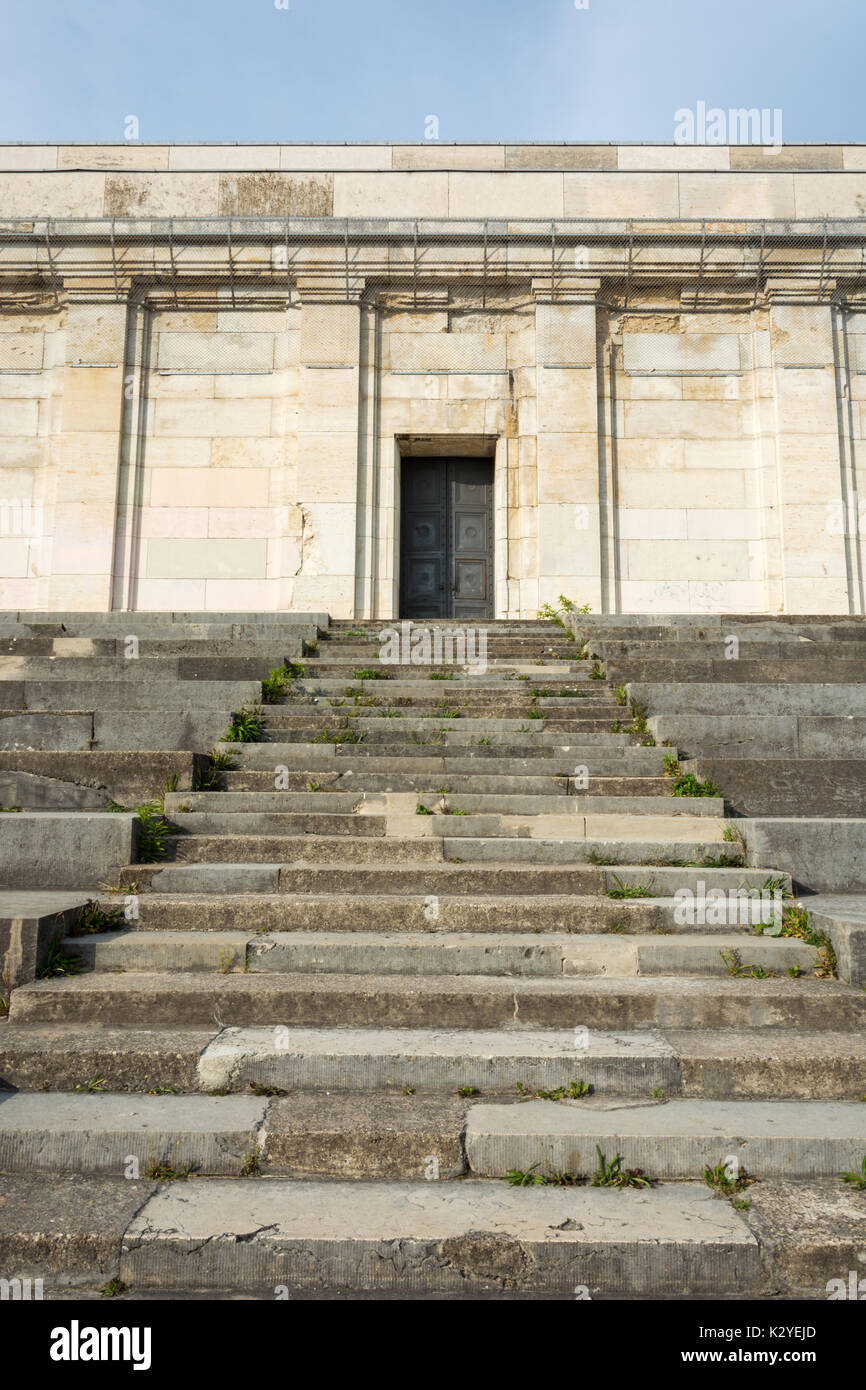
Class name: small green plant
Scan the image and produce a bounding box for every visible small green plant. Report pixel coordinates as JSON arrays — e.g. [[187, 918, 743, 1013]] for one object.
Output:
[[663, 753, 680, 777], [241, 1152, 262, 1177], [98, 1278, 128, 1299], [146, 1160, 197, 1181], [840, 1156, 866, 1191], [354, 668, 387, 681], [538, 595, 591, 628], [311, 727, 365, 744], [614, 685, 628, 706], [651, 1089, 665, 1099], [505, 1163, 547, 1187], [134, 800, 180, 862], [592, 1146, 653, 1189], [402, 1085, 415, 1096], [457, 1086, 479, 1097], [588, 663, 605, 680], [416, 802, 433, 815], [476, 735, 491, 746], [429, 671, 455, 680], [527, 708, 545, 720], [73, 1074, 106, 1093], [71, 899, 125, 935], [147, 1085, 183, 1095], [732, 1198, 752, 1210], [719, 948, 774, 979], [533, 1080, 591, 1101], [703, 1162, 753, 1195], [37, 931, 82, 978], [262, 662, 306, 703], [248, 1081, 289, 1096], [163, 771, 179, 794], [611, 718, 621, 733], [306, 780, 323, 792], [223, 706, 264, 743], [670, 772, 719, 798], [604, 874, 654, 900]]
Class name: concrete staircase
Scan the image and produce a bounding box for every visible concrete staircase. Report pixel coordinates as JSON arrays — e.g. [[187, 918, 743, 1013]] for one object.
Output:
[[1, 614, 865, 1299]]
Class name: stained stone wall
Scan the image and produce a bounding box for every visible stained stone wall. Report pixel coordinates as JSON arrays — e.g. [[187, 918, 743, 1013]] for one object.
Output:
[[1, 144, 865, 617]]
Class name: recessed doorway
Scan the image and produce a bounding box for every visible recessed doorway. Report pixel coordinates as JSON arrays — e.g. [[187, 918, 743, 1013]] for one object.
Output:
[[399, 457, 494, 620]]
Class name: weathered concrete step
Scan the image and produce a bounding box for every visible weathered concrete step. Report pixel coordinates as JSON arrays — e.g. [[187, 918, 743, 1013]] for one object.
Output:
[[75, 1178, 765, 1295], [134, 861, 785, 896], [219, 771, 671, 795], [3, 1024, 864, 1099], [255, 727, 624, 747], [168, 812, 388, 837], [0, 1091, 467, 1180], [0, 680, 261, 710], [465, 1098, 866, 1179], [71, 930, 818, 978], [165, 789, 722, 818], [10, 971, 858, 1030], [221, 747, 666, 775], [0, 1092, 266, 1175], [159, 836, 740, 869], [165, 811, 727, 844], [5, 1172, 857, 1298], [123, 892, 758, 935], [167, 835, 446, 865]]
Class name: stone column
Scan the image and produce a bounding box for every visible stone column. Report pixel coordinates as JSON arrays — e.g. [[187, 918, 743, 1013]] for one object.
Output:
[[293, 296, 362, 616], [767, 284, 852, 612], [47, 297, 132, 610], [534, 283, 603, 614]]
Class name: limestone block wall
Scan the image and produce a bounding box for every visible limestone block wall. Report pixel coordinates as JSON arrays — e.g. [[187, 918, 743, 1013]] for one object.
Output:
[[1, 144, 865, 617], [113, 304, 301, 612], [0, 310, 64, 608]]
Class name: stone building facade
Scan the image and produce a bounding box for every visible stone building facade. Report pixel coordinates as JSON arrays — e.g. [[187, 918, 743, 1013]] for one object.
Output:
[[1, 142, 865, 617]]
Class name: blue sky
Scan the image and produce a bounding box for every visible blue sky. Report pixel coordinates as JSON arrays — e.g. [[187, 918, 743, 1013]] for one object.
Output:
[[1, 0, 863, 144]]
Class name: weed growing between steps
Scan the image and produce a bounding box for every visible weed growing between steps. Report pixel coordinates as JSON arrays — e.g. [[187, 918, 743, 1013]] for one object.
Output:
[[70, 899, 125, 935], [516, 1080, 592, 1100], [223, 706, 264, 742], [753, 903, 837, 977], [592, 1147, 655, 1188], [134, 801, 181, 862], [605, 874, 655, 898], [719, 948, 775, 979], [703, 1161, 754, 1196], [663, 754, 719, 797], [840, 1156, 866, 1190], [538, 595, 590, 629], [37, 931, 82, 978], [261, 661, 306, 703]]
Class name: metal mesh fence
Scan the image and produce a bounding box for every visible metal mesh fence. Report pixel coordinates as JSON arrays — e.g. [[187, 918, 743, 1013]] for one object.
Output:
[[1, 216, 865, 368]]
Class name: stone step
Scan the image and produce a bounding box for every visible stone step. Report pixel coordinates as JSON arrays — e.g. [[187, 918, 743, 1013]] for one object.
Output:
[[166, 790, 723, 817], [70, 929, 818, 978], [464, 1098, 866, 1179], [3, 1024, 863, 1099], [133, 861, 784, 896], [0, 1173, 770, 1296], [218, 747, 666, 774], [0, 1090, 467, 1180], [217, 771, 671, 795], [0, 1091, 266, 1176], [159, 835, 739, 868], [121, 891, 762, 934], [9, 971, 858, 1030]]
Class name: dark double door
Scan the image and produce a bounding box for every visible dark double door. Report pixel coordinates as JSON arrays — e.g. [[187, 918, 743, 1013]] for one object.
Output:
[[399, 458, 494, 620]]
